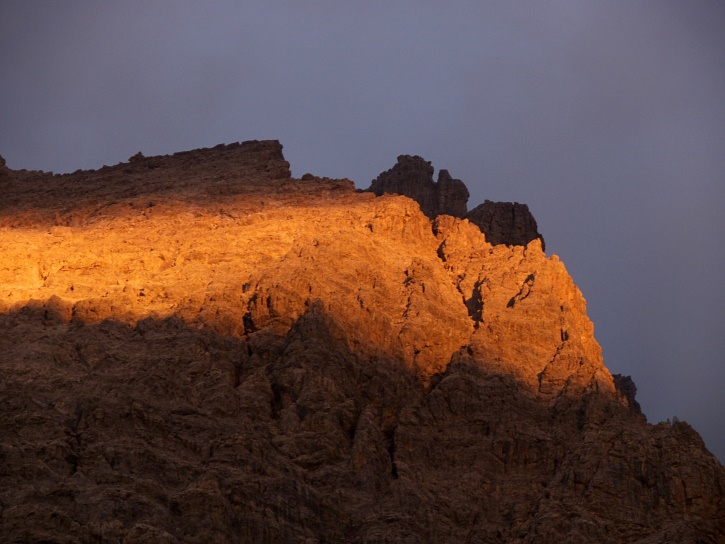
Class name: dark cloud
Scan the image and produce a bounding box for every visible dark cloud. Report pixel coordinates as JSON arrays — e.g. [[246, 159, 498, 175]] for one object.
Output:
[[2, 1, 724, 460]]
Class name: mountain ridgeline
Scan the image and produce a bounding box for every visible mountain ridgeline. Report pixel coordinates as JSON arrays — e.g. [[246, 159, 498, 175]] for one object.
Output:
[[367, 154, 545, 250], [0, 141, 722, 543]]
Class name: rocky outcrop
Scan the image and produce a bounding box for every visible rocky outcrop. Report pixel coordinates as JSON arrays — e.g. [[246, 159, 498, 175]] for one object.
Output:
[[435, 169, 469, 217], [0, 141, 723, 543], [368, 156, 545, 251], [0, 140, 292, 228], [0, 154, 8, 181], [466, 199, 545, 250], [367, 155, 469, 219], [613, 373, 643, 414]]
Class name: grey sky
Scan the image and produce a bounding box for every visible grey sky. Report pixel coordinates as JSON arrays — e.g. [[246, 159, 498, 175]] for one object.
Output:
[[2, 1, 724, 461]]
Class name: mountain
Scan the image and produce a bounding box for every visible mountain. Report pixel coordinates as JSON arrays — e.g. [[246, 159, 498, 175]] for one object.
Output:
[[367, 154, 544, 250], [1, 141, 722, 543]]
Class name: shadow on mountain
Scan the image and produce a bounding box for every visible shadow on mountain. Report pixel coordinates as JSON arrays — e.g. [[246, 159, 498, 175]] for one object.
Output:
[[0, 140, 357, 230], [1, 302, 723, 543]]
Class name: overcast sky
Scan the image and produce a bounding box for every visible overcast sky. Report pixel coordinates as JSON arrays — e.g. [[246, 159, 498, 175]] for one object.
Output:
[[2, 1, 724, 461]]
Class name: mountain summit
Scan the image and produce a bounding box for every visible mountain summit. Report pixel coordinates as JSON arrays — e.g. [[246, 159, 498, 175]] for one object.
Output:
[[1, 141, 722, 543], [367, 154, 545, 250]]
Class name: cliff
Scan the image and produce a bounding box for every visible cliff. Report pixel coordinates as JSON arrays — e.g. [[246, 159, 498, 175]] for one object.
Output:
[[1, 141, 722, 543]]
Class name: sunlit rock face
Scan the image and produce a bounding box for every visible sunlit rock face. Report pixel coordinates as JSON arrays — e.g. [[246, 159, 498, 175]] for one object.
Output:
[[1, 141, 723, 543]]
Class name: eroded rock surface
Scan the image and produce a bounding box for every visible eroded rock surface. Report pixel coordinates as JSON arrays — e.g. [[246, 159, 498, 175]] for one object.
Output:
[[466, 200, 545, 250], [0, 141, 722, 543], [367, 155, 469, 219], [368, 156, 544, 250]]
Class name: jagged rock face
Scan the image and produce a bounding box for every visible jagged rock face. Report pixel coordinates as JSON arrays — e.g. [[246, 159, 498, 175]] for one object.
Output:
[[367, 155, 469, 219], [1, 141, 723, 543], [0, 140, 291, 226], [466, 199, 545, 250], [432, 216, 600, 396], [0, 154, 8, 183], [368, 156, 545, 251], [433, 169, 469, 217], [613, 373, 642, 414]]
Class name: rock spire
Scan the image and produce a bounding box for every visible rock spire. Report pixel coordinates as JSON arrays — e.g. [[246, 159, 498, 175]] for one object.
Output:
[[368, 155, 469, 219], [368, 155, 544, 250]]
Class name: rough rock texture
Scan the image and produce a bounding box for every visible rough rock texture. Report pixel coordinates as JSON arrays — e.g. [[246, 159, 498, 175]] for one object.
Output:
[[367, 155, 469, 219], [1, 141, 723, 543], [0, 154, 8, 183], [466, 199, 545, 250], [0, 140, 292, 228], [367, 156, 545, 250], [613, 373, 643, 415]]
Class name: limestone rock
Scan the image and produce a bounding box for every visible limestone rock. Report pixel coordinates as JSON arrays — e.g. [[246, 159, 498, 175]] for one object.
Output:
[[368, 156, 545, 252], [435, 169, 469, 217], [367, 155, 469, 219], [0, 139, 292, 228], [0, 154, 8, 184], [0, 141, 722, 543], [466, 199, 545, 250], [613, 373, 643, 414]]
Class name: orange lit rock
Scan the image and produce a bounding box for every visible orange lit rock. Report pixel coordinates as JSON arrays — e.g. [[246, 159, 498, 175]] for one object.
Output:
[[0, 141, 722, 543]]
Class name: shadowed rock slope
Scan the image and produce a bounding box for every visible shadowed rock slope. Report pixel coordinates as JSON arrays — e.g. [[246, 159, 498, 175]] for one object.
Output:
[[1, 141, 723, 543]]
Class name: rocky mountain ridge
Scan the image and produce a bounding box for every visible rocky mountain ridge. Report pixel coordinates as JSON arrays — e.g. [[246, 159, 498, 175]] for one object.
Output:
[[1, 141, 722, 543], [367, 154, 545, 250]]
